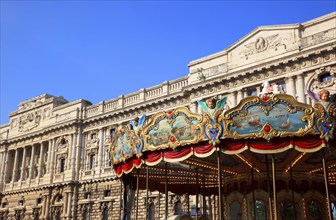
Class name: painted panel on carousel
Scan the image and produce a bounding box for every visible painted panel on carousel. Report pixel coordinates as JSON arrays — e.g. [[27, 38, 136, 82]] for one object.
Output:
[[223, 93, 315, 141], [307, 89, 336, 141], [110, 125, 136, 164], [197, 96, 227, 145], [142, 107, 203, 151]]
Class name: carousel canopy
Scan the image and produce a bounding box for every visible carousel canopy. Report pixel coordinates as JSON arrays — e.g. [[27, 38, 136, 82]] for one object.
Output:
[[110, 94, 336, 193]]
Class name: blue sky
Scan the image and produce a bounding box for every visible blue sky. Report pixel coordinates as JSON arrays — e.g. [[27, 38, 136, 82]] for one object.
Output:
[[1, 1, 335, 124]]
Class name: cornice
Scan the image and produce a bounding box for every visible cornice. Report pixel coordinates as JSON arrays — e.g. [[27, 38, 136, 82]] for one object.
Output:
[[6, 120, 81, 145], [3, 181, 78, 196]]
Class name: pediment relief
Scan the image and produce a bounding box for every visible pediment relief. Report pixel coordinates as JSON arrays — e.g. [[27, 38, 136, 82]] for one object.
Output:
[[228, 27, 298, 68]]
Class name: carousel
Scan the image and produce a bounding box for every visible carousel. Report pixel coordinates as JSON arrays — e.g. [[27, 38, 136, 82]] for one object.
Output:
[[110, 90, 336, 220]]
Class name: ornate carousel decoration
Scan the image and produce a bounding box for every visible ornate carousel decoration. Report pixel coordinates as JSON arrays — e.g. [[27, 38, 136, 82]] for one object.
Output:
[[109, 83, 336, 220], [222, 94, 315, 141]]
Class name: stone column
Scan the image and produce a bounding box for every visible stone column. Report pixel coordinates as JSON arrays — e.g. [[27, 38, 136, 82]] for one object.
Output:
[[63, 192, 69, 217], [285, 76, 296, 97], [66, 190, 73, 219], [189, 102, 197, 113], [237, 90, 243, 104], [11, 149, 18, 183], [98, 128, 104, 171], [28, 145, 35, 180], [0, 152, 4, 181], [230, 92, 237, 107], [71, 132, 77, 179], [296, 74, 306, 103], [0, 152, 4, 190], [43, 190, 51, 219], [243, 89, 248, 98], [38, 143, 44, 178], [20, 147, 27, 181], [46, 140, 52, 173], [1, 150, 9, 185], [75, 128, 83, 180], [49, 139, 56, 181]]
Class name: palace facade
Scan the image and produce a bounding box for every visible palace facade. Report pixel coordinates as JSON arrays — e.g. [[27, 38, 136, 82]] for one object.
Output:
[[0, 12, 335, 220]]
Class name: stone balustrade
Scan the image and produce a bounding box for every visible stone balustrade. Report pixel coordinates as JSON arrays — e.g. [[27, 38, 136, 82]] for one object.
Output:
[[83, 77, 188, 118]]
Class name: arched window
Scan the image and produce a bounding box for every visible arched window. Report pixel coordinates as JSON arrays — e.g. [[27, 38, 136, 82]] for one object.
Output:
[[309, 200, 322, 220], [254, 200, 267, 220], [148, 203, 155, 220], [174, 201, 183, 215], [230, 201, 242, 220], [280, 201, 295, 220]]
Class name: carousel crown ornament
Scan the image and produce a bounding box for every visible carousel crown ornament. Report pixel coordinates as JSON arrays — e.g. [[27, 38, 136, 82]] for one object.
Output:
[[307, 89, 336, 141], [197, 96, 227, 145]]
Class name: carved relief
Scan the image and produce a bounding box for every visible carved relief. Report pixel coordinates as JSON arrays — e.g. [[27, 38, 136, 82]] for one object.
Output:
[[18, 111, 42, 132], [240, 34, 288, 60], [56, 136, 70, 154]]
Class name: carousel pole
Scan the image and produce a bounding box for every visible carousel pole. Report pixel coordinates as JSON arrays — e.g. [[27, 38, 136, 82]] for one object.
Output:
[[136, 169, 139, 220], [119, 179, 122, 220], [165, 162, 168, 220], [272, 154, 278, 220], [289, 167, 297, 220], [217, 149, 223, 220], [251, 167, 256, 220], [146, 165, 149, 220], [322, 148, 332, 220], [203, 175, 206, 218], [196, 167, 199, 220], [265, 154, 273, 220]]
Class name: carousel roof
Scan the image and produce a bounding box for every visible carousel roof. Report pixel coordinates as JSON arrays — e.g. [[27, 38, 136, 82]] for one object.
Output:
[[110, 94, 336, 194]]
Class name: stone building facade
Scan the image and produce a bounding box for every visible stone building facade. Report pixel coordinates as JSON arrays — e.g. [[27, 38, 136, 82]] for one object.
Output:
[[0, 12, 335, 220]]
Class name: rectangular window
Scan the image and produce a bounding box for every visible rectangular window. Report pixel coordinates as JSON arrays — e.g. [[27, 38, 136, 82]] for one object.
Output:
[[60, 158, 65, 173], [89, 154, 95, 170]]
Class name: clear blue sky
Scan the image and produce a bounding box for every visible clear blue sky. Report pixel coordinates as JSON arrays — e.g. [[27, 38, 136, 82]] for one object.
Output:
[[1, 1, 335, 124]]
